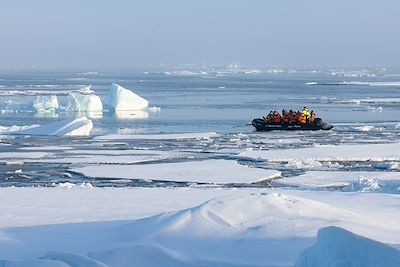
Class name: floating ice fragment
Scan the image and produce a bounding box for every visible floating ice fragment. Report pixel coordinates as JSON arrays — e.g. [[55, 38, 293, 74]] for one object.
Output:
[[66, 91, 103, 112], [104, 83, 149, 111], [33, 95, 59, 113], [6, 117, 93, 136]]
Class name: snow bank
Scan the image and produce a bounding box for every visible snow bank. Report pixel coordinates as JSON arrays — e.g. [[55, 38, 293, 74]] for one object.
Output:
[[66, 92, 103, 112], [0, 188, 399, 266], [7, 117, 93, 136], [33, 96, 59, 113], [295, 226, 400, 267], [104, 83, 148, 111], [72, 159, 281, 184]]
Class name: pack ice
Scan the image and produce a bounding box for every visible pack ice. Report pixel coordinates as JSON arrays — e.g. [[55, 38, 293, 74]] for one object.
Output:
[[0, 117, 93, 136], [104, 83, 149, 111]]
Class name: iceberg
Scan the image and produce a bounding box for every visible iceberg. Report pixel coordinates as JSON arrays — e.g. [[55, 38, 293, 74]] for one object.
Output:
[[104, 83, 149, 111], [1, 117, 93, 136], [32, 95, 59, 113], [66, 86, 103, 112]]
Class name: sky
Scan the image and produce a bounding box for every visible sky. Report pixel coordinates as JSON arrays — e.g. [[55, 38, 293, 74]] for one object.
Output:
[[0, 0, 399, 69]]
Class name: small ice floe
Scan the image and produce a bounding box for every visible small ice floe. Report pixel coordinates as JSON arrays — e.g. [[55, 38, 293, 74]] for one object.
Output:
[[354, 125, 377, 132], [71, 159, 281, 184], [366, 106, 383, 112], [1, 117, 93, 136], [94, 132, 218, 141], [52, 182, 94, 189]]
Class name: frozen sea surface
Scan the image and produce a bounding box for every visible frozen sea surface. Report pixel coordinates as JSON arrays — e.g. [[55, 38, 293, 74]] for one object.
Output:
[[1, 69, 400, 188]]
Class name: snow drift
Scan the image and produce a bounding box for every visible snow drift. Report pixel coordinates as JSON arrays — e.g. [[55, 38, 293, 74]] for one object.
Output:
[[0, 190, 399, 267], [295, 226, 400, 267], [0, 117, 93, 136], [104, 83, 149, 111]]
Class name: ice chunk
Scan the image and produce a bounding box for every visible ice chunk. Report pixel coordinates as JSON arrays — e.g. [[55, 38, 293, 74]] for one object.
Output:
[[72, 159, 281, 184], [33, 96, 59, 113], [6, 117, 93, 136], [104, 83, 149, 111], [66, 91, 103, 112], [295, 226, 400, 267]]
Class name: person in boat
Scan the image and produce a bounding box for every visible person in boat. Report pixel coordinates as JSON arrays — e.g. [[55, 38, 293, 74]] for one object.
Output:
[[283, 110, 290, 124], [289, 110, 298, 124], [302, 107, 310, 119], [272, 111, 282, 123], [298, 112, 307, 125], [263, 111, 273, 123], [309, 110, 316, 124], [266, 111, 274, 122]]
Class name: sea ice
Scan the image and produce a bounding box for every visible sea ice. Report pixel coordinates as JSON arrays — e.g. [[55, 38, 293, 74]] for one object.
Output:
[[272, 171, 400, 193], [240, 142, 400, 162], [295, 226, 400, 267], [72, 159, 281, 184], [104, 83, 149, 111], [66, 91, 103, 112], [5, 117, 93, 136], [94, 132, 218, 141], [33, 95, 59, 113]]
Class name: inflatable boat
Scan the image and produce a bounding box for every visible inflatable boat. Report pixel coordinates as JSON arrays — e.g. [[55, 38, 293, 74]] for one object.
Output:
[[252, 118, 333, 131]]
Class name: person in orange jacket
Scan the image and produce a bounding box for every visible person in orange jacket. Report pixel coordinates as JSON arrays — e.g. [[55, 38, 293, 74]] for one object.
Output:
[[272, 111, 282, 123], [289, 110, 298, 124], [283, 110, 290, 124], [298, 112, 307, 124]]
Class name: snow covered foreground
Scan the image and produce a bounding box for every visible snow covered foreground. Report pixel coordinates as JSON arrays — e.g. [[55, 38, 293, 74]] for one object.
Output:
[[0, 187, 399, 267], [0, 117, 93, 136]]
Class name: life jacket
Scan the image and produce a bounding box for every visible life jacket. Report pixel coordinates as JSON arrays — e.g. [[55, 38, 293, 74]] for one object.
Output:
[[266, 112, 274, 122], [298, 113, 307, 124], [283, 114, 290, 123], [302, 107, 310, 118], [273, 112, 282, 123]]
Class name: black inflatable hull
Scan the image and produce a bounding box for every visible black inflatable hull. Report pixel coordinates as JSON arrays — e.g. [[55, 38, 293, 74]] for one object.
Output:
[[252, 118, 333, 131]]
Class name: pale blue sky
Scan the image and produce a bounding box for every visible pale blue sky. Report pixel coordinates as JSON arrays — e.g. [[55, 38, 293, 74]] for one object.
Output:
[[0, 0, 399, 68]]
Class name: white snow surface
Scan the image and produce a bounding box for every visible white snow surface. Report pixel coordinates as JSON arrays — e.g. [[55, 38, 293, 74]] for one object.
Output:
[[240, 142, 400, 162], [0, 117, 93, 136], [73, 159, 281, 184], [104, 83, 149, 111], [295, 226, 400, 267], [0, 187, 399, 266]]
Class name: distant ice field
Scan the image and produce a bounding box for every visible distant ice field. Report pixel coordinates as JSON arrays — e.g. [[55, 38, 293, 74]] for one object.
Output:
[[0, 69, 400, 188]]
